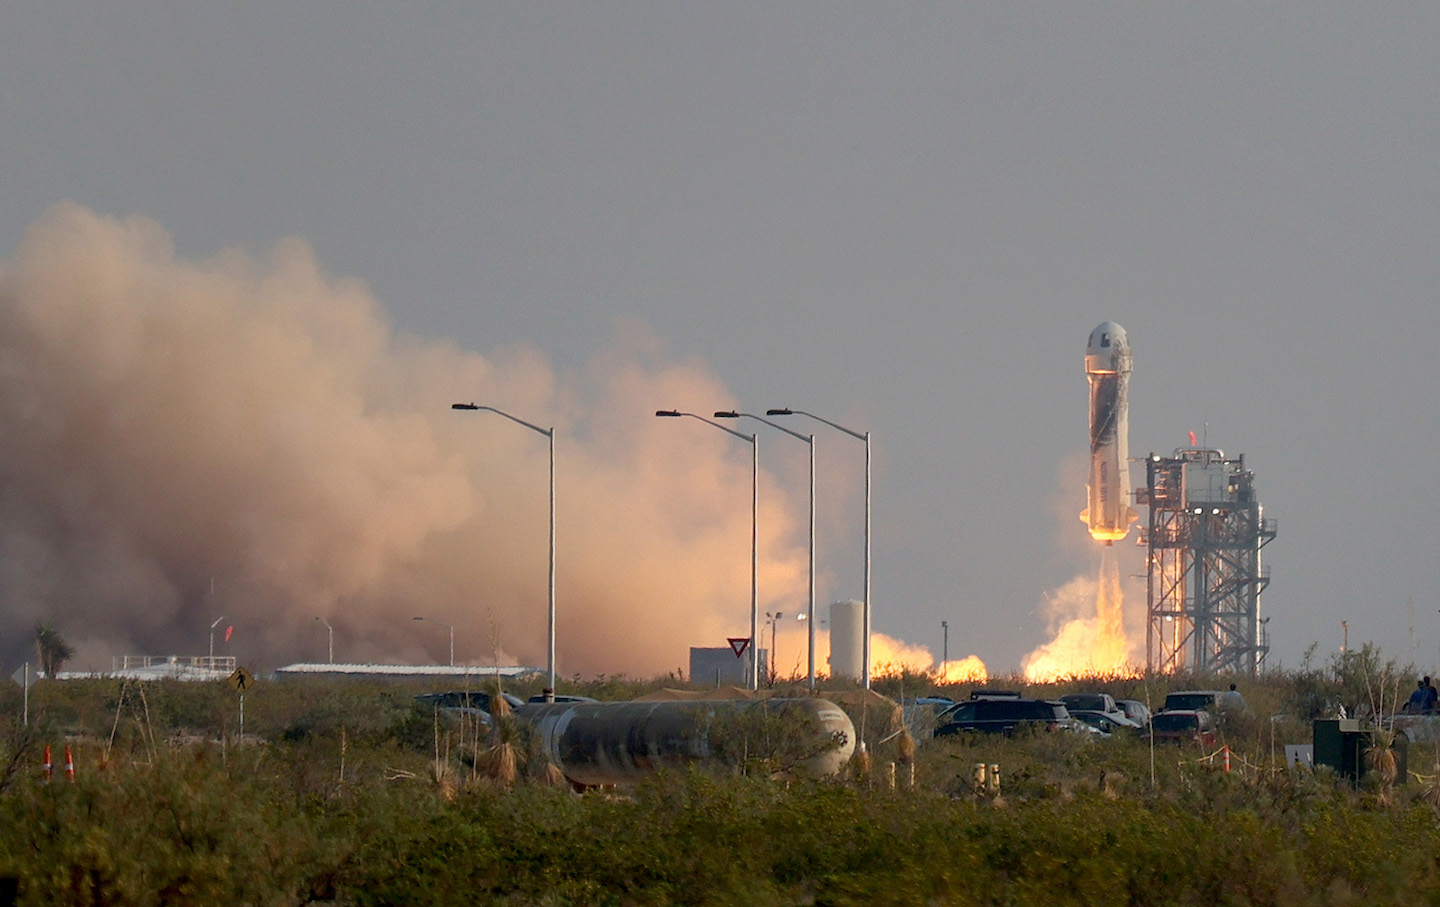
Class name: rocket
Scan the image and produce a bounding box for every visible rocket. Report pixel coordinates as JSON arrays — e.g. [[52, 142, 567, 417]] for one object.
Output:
[[1081, 322, 1137, 544]]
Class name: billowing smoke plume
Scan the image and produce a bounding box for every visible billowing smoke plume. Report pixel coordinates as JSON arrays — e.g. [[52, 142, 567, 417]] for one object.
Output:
[[0, 204, 819, 676], [1022, 548, 1143, 680]]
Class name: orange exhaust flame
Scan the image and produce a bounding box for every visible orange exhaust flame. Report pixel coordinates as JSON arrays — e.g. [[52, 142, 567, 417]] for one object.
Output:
[[766, 628, 987, 685], [1022, 547, 1137, 682], [935, 655, 989, 684], [869, 632, 987, 683]]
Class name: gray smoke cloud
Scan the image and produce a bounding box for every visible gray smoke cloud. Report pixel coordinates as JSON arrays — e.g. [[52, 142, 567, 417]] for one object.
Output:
[[0, 203, 808, 676]]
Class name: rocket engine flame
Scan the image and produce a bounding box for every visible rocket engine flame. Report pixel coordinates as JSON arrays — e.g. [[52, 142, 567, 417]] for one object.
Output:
[[866, 632, 986, 683], [1022, 548, 1138, 682]]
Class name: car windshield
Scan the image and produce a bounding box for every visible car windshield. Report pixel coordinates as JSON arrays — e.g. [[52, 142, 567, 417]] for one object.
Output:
[[1165, 693, 1215, 711], [1152, 713, 1198, 731]]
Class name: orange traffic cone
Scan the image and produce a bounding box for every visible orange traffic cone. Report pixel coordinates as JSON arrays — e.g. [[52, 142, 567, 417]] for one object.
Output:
[[42, 745, 51, 783], [64, 746, 75, 782]]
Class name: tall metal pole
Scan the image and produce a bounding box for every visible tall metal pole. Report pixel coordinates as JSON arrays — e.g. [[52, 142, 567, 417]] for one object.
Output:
[[547, 428, 556, 700], [768, 409, 871, 688], [749, 431, 760, 692], [657, 410, 760, 691], [209, 615, 225, 669], [863, 430, 871, 689], [808, 439, 816, 687], [717, 412, 815, 690], [315, 617, 334, 664], [942, 620, 948, 676], [453, 403, 557, 702]]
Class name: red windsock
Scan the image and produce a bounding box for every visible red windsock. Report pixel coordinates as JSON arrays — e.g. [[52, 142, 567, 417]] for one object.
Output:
[[64, 746, 75, 782], [42, 745, 52, 782]]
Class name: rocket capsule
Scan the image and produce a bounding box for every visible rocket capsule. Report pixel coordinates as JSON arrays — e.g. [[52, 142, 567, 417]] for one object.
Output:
[[1081, 322, 1137, 544]]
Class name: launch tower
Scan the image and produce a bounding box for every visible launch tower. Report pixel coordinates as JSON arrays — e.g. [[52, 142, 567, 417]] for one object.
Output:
[[1138, 449, 1276, 675]]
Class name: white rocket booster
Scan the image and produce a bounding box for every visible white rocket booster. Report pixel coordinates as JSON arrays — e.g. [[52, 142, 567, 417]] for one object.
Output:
[[1081, 322, 1137, 544]]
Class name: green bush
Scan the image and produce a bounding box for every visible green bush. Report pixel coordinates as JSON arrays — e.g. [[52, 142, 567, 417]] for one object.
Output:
[[1, 666, 1439, 902]]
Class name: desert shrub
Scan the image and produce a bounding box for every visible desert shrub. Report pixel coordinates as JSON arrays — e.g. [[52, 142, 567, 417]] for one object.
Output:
[[7, 668, 1440, 903]]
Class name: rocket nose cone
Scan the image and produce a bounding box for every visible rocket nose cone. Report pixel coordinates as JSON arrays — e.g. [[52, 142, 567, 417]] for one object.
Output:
[[1085, 322, 1131, 374], [1087, 322, 1128, 353]]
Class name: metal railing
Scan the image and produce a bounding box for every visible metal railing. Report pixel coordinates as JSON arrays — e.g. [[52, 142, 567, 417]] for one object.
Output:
[[112, 655, 236, 673]]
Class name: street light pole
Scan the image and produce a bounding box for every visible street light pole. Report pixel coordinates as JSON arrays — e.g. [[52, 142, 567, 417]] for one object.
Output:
[[413, 616, 455, 666], [941, 620, 949, 677], [315, 617, 334, 664], [766, 612, 784, 683], [768, 408, 872, 688], [452, 403, 556, 702], [656, 410, 760, 691], [717, 411, 816, 691], [209, 616, 225, 670]]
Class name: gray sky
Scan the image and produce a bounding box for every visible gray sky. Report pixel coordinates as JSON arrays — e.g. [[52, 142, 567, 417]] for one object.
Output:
[[3, 3, 1438, 675]]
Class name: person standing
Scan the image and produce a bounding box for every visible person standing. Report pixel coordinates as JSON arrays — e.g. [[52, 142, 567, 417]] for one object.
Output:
[[1406, 680, 1428, 713], [1219, 683, 1246, 712]]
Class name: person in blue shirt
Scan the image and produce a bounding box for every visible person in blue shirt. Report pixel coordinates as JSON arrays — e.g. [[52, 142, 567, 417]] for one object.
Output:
[[1406, 679, 1429, 714]]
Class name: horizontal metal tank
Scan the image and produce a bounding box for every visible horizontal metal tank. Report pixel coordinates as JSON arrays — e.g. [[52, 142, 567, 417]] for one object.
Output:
[[515, 698, 855, 787]]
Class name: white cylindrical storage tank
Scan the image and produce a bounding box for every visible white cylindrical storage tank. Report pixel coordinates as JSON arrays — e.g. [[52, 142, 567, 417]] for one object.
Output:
[[829, 599, 864, 681]]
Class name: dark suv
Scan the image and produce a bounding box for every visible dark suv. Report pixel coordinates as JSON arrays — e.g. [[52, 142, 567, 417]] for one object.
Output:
[[934, 698, 1075, 737], [1160, 690, 1222, 713]]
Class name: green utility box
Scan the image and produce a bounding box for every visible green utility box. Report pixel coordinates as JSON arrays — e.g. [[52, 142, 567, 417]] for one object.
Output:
[[1313, 719, 1407, 786]]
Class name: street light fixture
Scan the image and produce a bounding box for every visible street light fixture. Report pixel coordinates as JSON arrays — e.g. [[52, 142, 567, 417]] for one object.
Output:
[[764, 611, 808, 684], [413, 616, 454, 666], [209, 616, 226, 670], [765, 612, 783, 684], [656, 410, 759, 691], [717, 411, 816, 691], [315, 617, 334, 664], [768, 408, 872, 688], [452, 403, 556, 702]]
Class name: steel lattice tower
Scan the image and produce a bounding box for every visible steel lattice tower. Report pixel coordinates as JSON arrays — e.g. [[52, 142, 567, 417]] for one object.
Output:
[[1140, 449, 1276, 675]]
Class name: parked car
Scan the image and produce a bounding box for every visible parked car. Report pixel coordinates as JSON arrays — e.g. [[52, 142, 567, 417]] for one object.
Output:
[[1116, 698, 1152, 727], [968, 689, 1023, 701], [417, 690, 525, 712], [526, 694, 599, 704], [1061, 692, 1131, 723], [935, 698, 1077, 737], [1149, 709, 1216, 747], [901, 696, 957, 714], [416, 690, 527, 730], [1070, 709, 1142, 736], [1160, 690, 1223, 713], [1061, 692, 1120, 715]]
